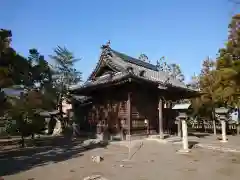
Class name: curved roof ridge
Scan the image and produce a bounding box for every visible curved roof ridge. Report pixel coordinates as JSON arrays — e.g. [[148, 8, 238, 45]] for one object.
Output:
[[110, 49, 158, 71]]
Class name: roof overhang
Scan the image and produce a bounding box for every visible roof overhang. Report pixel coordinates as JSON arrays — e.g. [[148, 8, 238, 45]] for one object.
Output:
[[70, 72, 201, 98], [70, 73, 160, 94], [172, 103, 191, 110]]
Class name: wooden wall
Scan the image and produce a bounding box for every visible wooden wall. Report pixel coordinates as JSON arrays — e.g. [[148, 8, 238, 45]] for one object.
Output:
[[74, 82, 178, 135]]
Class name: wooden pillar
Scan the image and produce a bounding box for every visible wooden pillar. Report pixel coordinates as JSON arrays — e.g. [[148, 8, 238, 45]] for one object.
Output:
[[126, 92, 132, 140], [158, 97, 164, 139]]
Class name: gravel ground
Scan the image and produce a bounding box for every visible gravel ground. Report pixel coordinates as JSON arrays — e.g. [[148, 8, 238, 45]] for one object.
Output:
[[2, 140, 240, 180]]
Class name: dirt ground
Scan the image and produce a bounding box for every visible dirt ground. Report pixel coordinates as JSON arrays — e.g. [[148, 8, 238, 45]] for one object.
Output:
[[1, 139, 240, 180]]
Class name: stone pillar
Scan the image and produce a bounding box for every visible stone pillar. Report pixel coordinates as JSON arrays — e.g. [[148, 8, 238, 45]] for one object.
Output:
[[237, 123, 240, 135], [221, 120, 228, 142], [213, 119, 217, 135], [212, 111, 217, 136], [178, 120, 182, 137], [158, 97, 164, 139], [182, 119, 189, 152]]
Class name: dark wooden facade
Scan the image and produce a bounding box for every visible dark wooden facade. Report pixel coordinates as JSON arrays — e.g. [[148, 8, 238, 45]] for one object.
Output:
[[71, 43, 198, 139]]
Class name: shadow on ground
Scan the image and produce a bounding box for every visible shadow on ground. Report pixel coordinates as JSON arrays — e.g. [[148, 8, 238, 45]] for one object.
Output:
[[188, 132, 210, 138], [0, 136, 108, 176], [188, 141, 199, 149]]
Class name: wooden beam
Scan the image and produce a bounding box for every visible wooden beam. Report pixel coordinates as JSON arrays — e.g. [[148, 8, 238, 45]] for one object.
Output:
[[127, 92, 132, 138], [158, 97, 164, 139]]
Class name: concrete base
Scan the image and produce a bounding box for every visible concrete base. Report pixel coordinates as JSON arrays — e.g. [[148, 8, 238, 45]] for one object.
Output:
[[96, 133, 104, 141], [126, 135, 131, 141], [122, 159, 134, 162], [220, 140, 228, 143], [145, 137, 167, 144], [177, 149, 191, 154]]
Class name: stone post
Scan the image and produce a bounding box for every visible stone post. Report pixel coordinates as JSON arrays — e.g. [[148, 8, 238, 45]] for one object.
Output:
[[213, 119, 217, 136], [221, 120, 228, 143], [182, 119, 189, 152], [158, 97, 164, 139], [178, 120, 182, 137], [237, 123, 240, 135], [212, 111, 217, 136]]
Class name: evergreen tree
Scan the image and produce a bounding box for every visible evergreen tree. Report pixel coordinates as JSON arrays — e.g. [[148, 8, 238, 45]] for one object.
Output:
[[156, 56, 185, 82], [215, 14, 240, 106], [50, 46, 81, 128], [138, 53, 149, 62]]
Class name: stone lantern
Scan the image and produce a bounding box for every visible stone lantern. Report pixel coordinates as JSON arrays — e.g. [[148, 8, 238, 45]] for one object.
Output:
[[215, 107, 229, 143], [96, 119, 109, 141], [172, 103, 192, 153], [120, 119, 127, 140], [144, 119, 149, 134]]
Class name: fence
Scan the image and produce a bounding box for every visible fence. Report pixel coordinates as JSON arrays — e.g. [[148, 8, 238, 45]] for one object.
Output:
[[189, 118, 239, 133]]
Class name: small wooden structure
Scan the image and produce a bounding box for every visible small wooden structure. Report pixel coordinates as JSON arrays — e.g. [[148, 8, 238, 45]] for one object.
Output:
[[70, 42, 199, 140]]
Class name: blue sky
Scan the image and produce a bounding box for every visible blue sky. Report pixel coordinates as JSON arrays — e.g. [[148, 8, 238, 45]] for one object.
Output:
[[1, 0, 239, 82]]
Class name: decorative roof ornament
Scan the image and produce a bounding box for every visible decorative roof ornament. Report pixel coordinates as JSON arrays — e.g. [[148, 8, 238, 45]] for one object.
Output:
[[100, 40, 112, 60], [101, 40, 111, 50], [139, 70, 145, 77], [126, 66, 134, 74], [163, 77, 170, 85]]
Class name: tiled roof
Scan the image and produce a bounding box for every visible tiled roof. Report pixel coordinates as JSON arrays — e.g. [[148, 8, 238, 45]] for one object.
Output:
[[79, 72, 131, 89], [109, 48, 187, 89], [111, 49, 158, 71], [70, 46, 196, 92]]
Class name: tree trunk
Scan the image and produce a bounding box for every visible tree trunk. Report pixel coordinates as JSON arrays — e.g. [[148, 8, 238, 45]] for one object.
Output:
[[31, 133, 34, 140], [52, 117, 62, 136], [21, 134, 25, 148], [58, 93, 65, 130], [31, 133, 35, 145]]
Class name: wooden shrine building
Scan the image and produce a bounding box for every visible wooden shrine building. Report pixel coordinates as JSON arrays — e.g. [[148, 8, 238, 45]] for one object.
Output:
[[70, 42, 199, 140]]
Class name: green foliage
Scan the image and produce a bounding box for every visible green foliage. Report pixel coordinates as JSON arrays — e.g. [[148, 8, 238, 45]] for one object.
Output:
[[138, 53, 149, 62], [50, 46, 81, 113], [191, 14, 240, 118], [0, 29, 31, 117], [156, 56, 171, 73], [156, 56, 185, 82], [187, 73, 200, 90], [50, 46, 81, 89], [0, 30, 30, 88], [0, 28, 82, 144], [0, 29, 12, 55], [0, 30, 59, 139], [7, 90, 48, 137], [213, 14, 240, 106]]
